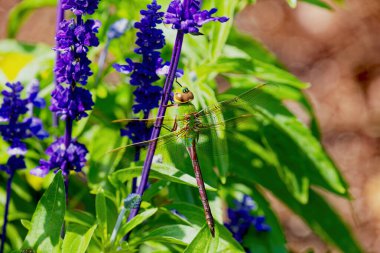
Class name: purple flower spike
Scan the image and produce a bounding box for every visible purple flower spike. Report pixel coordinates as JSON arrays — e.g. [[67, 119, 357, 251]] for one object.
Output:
[[62, 0, 100, 15], [50, 85, 94, 120], [31, 137, 88, 177], [224, 195, 270, 243], [55, 18, 99, 85], [0, 82, 47, 175], [113, 0, 168, 142], [164, 0, 229, 34]]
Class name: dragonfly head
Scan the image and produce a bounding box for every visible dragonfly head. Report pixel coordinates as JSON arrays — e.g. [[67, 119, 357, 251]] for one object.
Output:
[[174, 87, 194, 104]]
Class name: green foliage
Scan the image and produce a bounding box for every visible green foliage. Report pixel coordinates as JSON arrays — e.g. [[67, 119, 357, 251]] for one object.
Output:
[[22, 171, 65, 253], [0, 0, 362, 252]]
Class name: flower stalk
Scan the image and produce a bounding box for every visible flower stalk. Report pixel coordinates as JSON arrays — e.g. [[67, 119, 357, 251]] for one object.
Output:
[[0, 172, 14, 253], [53, 0, 64, 128], [0, 81, 47, 252], [126, 29, 185, 223]]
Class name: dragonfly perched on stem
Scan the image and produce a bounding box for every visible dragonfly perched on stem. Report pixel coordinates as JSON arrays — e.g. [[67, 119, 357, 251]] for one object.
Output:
[[112, 83, 272, 237]]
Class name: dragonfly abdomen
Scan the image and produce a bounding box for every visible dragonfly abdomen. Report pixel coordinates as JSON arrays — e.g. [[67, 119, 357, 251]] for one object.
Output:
[[186, 142, 215, 237]]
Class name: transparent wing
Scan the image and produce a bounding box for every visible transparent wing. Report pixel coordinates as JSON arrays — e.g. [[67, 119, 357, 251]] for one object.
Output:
[[195, 83, 269, 122], [109, 127, 187, 154], [195, 114, 259, 157]]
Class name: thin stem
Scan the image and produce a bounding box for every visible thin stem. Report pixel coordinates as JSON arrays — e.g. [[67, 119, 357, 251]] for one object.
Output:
[[109, 207, 127, 246], [125, 29, 186, 235], [0, 172, 14, 253], [131, 147, 141, 194], [53, 0, 64, 128], [64, 115, 73, 201]]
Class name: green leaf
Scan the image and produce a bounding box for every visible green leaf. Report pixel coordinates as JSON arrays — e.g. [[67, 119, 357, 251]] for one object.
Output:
[[221, 86, 347, 196], [244, 188, 288, 253], [96, 189, 108, 242], [20, 220, 31, 231], [109, 163, 217, 192], [227, 28, 280, 66], [117, 208, 158, 242], [65, 210, 96, 228], [163, 204, 245, 253], [184, 224, 219, 253], [262, 124, 310, 203], [301, 0, 332, 9], [140, 225, 198, 246], [7, 0, 56, 38], [62, 224, 97, 253], [231, 139, 363, 252], [22, 171, 65, 253]]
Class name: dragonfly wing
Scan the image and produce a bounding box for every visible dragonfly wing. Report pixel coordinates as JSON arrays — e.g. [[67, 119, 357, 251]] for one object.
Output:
[[195, 113, 258, 158], [195, 83, 271, 121], [109, 129, 184, 154]]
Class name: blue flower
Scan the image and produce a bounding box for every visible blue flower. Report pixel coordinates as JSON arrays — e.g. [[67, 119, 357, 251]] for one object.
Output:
[[55, 19, 99, 85], [0, 156, 26, 175], [31, 137, 88, 177], [225, 195, 270, 243], [114, 0, 167, 142], [120, 120, 153, 144], [164, 0, 229, 34], [0, 82, 47, 175], [50, 85, 94, 120], [62, 0, 100, 15]]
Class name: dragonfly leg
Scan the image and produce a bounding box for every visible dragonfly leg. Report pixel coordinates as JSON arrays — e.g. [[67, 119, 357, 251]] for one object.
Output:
[[186, 143, 215, 237]]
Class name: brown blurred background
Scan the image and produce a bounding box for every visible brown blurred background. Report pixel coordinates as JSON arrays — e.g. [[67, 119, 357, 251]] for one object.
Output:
[[1, 0, 380, 252]]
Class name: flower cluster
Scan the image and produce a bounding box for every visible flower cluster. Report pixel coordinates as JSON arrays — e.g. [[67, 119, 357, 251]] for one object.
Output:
[[53, 7, 100, 120], [164, 0, 229, 34], [31, 137, 88, 177], [225, 195, 270, 243], [34, 0, 100, 177], [114, 0, 164, 116], [0, 81, 48, 175], [62, 0, 100, 15], [113, 0, 165, 142]]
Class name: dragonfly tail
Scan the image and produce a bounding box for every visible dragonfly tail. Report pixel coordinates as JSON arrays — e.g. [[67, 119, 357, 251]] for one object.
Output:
[[187, 144, 215, 237]]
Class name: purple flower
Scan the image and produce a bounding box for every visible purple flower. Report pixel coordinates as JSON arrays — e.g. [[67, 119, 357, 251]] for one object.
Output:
[[62, 0, 100, 15], [0, 156, 26, 175], [120, 121, 153, 144], [113, 0, 166, 142], [55, 18, 99, 85], [50, 85, 94, 120], [31, 137, 88, 177], [0, 82, 47, 175], [164, 0, 229, 34], [225, 195, 270, 243]]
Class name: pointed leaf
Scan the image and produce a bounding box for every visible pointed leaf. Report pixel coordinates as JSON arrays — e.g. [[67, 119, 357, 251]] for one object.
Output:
[[62, 224, 97, 253], [22, 171, 65, 252]]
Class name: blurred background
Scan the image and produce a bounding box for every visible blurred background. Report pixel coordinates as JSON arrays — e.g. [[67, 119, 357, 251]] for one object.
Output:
[[1, 0, 380, 252]]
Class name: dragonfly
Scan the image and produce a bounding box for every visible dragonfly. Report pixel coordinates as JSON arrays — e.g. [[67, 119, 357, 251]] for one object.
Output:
[[112, 83, 270, 237]]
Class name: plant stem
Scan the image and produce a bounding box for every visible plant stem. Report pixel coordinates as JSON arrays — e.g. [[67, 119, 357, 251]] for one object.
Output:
[[64, 115, 73, 202], [131, 147, 141, 194], [109, 206, 127, 247], [125, 29, 186, 236], [0, 172, 14, 253], [53, 0, 64, 128]]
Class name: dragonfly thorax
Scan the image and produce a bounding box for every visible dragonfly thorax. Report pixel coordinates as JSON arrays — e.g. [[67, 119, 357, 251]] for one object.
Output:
[[174, 87, 194, 104]]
